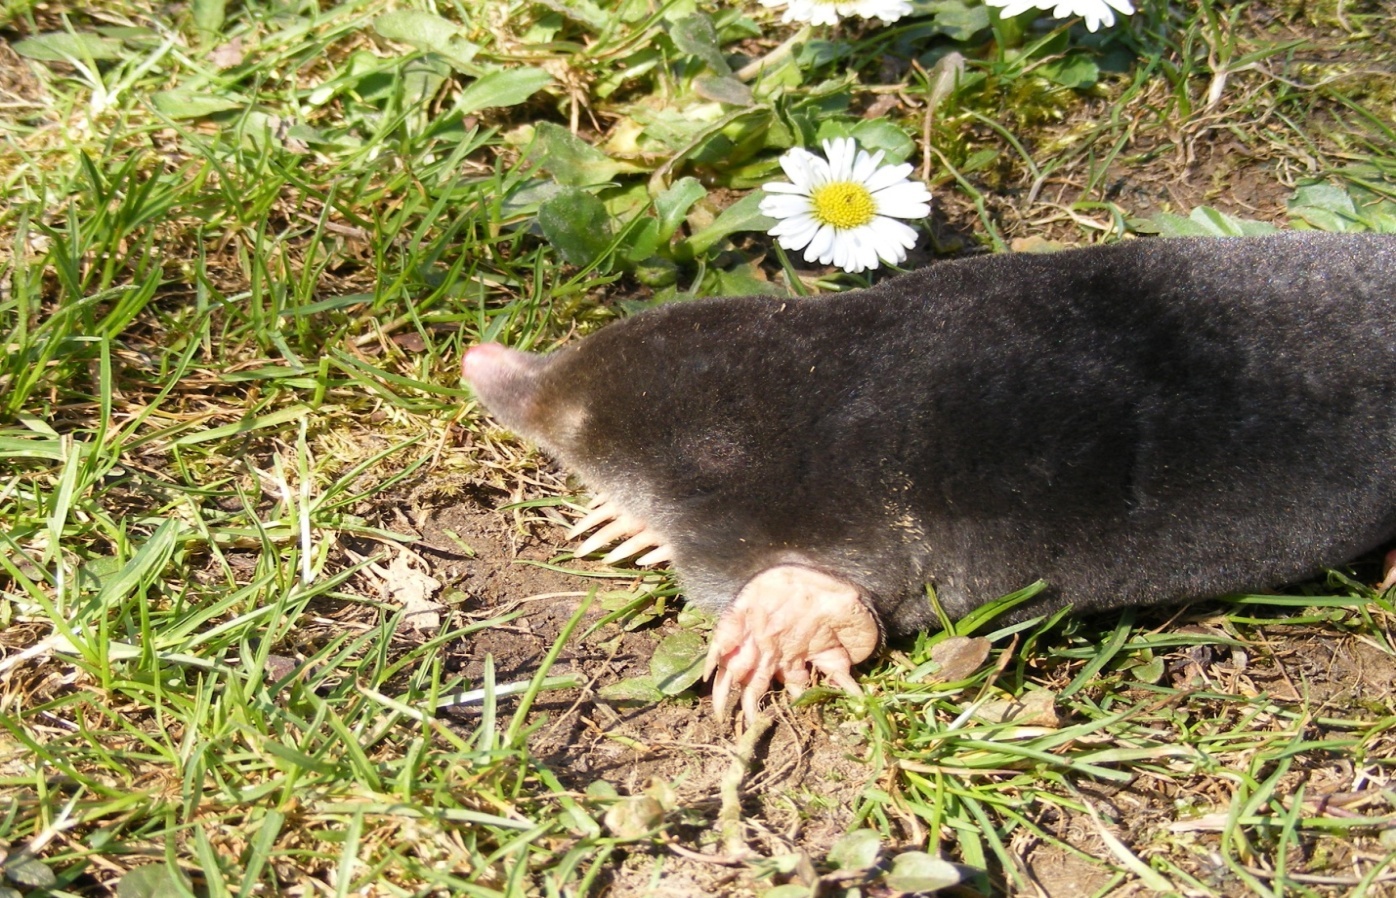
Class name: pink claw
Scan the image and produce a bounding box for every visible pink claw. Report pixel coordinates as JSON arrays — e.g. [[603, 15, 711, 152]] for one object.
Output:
[[704, 565, 880, 726]]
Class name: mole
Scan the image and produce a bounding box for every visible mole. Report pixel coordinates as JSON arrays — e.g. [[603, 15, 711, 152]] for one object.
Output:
[[462, 232, 1396, 724]]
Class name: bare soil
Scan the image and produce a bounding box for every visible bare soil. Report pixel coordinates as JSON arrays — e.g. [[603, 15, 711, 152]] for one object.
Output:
[[422, 8, 1396, 894], [411, 479, 1396, 897]]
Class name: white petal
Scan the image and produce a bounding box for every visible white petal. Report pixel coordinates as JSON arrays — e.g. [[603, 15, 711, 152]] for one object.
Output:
[[822, 138, 856, 180], [761, 194, 814, 219], [861, 161, 915, 194], [851, 147, 886, 185], [777, 148, 821, 190], [770, 214, 820, 245], [987, 0, 1045, 15], [849, 229, 880, 272], [868, 216, 919, 251], [872, 186, 931, 220], [806, 224, 837, 264]]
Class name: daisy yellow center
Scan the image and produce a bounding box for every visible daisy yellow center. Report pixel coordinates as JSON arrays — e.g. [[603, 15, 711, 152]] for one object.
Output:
[[809, 181, 876, 230]]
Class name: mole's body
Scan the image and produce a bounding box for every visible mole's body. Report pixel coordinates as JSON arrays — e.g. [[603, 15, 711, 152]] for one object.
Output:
[[463, 233, 1396, 721]]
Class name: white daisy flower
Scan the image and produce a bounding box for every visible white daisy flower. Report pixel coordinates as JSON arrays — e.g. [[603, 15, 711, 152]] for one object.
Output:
[[984, 0, 1135, 32], [760, 138, 932, 274], [759, 0, 913, 26]]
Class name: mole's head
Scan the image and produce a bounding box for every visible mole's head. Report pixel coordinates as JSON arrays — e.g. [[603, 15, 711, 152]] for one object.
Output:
[[461, 342, 591, 457]]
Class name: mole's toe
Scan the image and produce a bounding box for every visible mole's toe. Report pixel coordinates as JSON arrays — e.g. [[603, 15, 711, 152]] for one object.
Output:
[[567, 495, 674, 567], [704, 565, 879, 726], [1380, 549, 1396, 591]]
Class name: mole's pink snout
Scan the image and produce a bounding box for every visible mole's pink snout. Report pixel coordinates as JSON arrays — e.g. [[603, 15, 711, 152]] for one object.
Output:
[[462, 343, 549, 433]]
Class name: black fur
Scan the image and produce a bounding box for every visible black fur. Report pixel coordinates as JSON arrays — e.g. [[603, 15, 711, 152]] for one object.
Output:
[[482, 233, 1396, 636]]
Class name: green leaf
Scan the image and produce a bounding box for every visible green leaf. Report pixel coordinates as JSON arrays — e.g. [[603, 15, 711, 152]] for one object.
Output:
[[173, 405, 310, 446], [848, 120, 916, 164], [651, 630, 706, 696], [538, 188, 613, 267], [828, 829, 882, 871], [533, 0, 612, 31], [686, 192, 775, 256], [1149, 207, 1278, 238], [117, 864, 193, 898], [151, 90, 242, 118], [528, 121, 637, 186], [1290, 183, 1357, 216], [620, 218, 663, 265], [884, 851, 968, 892], [192, 0, 225, 36], [708, 262, 785, 297], [1287, 183, 1368, 232], [12, 31, 126, 61], [655, 177, 707, 242], [670, 14, 730, 75], [598, 676, 665, 702], [925, 0, 992, 41], [2, 852, 55, 888], [763, 885, 817, 898], [1132, 655, 1166, 684], [457, 67, 554, 115], [0, 435, 64, 460], [1040, 52, 1099, 88], [373, 11, 480, 71], [693, 75, 753, 106]]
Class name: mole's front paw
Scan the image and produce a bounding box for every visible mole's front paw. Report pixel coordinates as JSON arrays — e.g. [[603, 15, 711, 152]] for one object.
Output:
[[703, 565, 880, 726]]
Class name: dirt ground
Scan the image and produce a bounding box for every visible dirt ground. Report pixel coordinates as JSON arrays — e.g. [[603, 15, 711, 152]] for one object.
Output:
[[420, 8, 1396, 892], [411, 475, 1396, 896]]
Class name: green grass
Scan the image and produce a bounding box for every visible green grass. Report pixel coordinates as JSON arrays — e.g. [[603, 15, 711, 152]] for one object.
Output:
[[2, 0, 1395, 894]]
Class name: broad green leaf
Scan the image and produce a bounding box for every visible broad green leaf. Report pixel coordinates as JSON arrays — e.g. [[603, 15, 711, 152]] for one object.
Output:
[[1287, 183, 1368, 232], [117, 864, 193, 898], [1149, 207, 1277, 238], [708, 262, 785, 297], [598, 676, 665, 702], [655, 177, 707, 241], [12, 31, 125, 61], [670, 14, 730, 75], [399, 56, 452, 110], [1040, 52, 1098, 88], [693, 75, 753, 106], [1290, 183, 1357, 216], [828, 829, 882, 871], [373, 11, 479, 71], [1193, 206, 1278, 236], [620, 217, 663, 265], [686, 191, 776, 256], [538, 188, 613, 267], [925, 0, 992, 41], [651, 630, 706, 696], [848, 120, 916, 164], [763, 885, 817, 898], [884, 851, 968, 892], [374, 10, 462, 48], [151, 90, 242, 118], [1132, 655, 1166, 684], [457, 67, 554, 115], [192, 0, 225, 36], [634, 257, 679, 287], [528, 121, 638, 186], [533, 0, 611, 31], [2, 853, 55, 887]]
